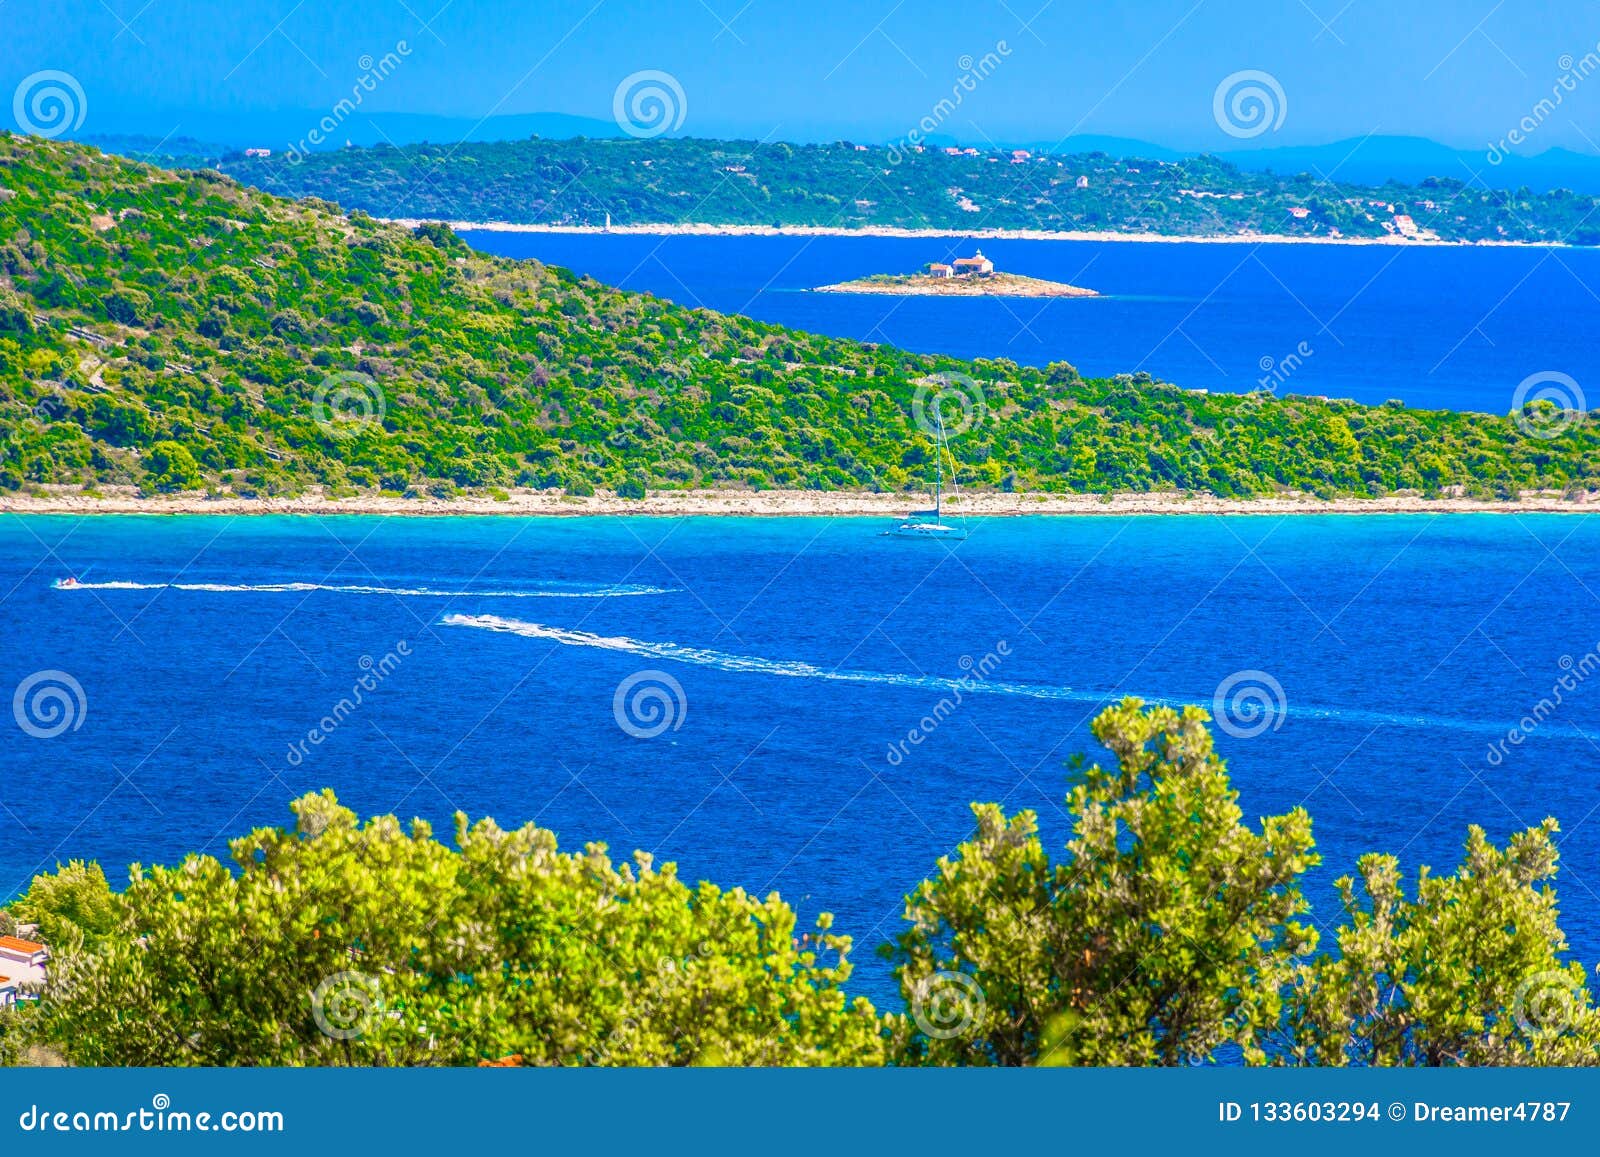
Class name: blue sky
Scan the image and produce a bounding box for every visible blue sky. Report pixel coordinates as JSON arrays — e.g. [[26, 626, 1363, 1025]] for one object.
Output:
[[4, 0, 1600, 153]]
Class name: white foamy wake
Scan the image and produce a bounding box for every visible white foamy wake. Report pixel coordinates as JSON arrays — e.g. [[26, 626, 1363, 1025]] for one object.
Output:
[[55, 580, 675, 598], [442, 613, 1082, 700], [441, 613, 1600, 741]]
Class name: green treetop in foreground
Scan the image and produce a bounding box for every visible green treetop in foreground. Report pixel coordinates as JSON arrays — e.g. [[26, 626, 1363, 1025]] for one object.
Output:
[[18, 792, 883, 1067], [885, 701, 1318, 1066], [1, 135, 1597, 501], [6, 701, 1599, 1067]]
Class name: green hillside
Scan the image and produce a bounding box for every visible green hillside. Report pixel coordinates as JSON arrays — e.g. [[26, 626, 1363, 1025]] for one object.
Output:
[[215, 136, 1600, 245], [0, 134, 1595, 501]]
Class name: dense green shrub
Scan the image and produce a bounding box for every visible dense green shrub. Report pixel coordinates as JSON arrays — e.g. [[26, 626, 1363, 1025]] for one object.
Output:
[[8, 703, 1598, 1067], [142, 440, 203, 490]]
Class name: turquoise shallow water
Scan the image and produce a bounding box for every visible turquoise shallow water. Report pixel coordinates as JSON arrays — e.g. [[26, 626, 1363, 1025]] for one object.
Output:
[[4, 512, 1599, 1002]]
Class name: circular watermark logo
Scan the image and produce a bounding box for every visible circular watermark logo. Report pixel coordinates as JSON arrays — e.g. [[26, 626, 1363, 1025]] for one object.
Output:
[[1511, 371, 1585, 440], [612, 669, 688, 738], [613, 70, 687, 139], [911, 372, 986, 438], [13, 70, 87, 139], [311, 970, 381, 1041], [911, 970, 985, 1040], [1212, 70, 1286, 140], [311, 371, 386, 439], [12, 669, 87, 739], [1513, 969, 1584, 1039], [1212, 669, 1287, 738]]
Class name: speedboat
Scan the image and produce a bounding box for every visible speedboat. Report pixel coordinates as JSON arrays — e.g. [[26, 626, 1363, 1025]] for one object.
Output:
[[52, 576, 81, 589]]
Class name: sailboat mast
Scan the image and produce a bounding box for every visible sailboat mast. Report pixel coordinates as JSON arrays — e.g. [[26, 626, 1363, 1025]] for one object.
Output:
[[934, 411, 944, 520]]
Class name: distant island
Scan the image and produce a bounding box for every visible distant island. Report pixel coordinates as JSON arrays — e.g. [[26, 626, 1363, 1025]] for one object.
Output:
[[3, 136, 1598, 509], [815, 250, 1098, 297], [198, 137, 1600, 246]]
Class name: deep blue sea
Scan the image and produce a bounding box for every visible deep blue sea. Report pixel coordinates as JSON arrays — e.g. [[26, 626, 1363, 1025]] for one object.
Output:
[[462, 232, 1600, 414], [5, 514, 1600, 1003]]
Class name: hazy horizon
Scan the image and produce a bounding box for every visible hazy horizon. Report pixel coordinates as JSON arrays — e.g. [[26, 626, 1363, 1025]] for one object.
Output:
[[7, 0, 1600, 159]]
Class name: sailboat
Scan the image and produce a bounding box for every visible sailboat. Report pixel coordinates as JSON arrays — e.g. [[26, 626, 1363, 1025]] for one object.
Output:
[[885, 411, 967, 540]]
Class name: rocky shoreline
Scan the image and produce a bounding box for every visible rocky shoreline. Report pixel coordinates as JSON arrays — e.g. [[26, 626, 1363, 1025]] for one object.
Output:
[[397, 218, 1564, 248], [813, 271, 1099, 297], [4, 487, 1594, 518]]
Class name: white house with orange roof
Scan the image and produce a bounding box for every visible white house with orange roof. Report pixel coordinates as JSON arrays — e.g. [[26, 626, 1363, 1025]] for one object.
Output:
[[0, 934, 48, 1007], [951, 250, 995, 276]]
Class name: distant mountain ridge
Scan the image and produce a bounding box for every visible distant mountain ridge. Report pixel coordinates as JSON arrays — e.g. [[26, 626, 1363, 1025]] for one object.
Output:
[[1218, 137, 1600, 195], [73, 111, 625, 155], [990, 135, 1600, 194], [61, 111, 1600, 194]]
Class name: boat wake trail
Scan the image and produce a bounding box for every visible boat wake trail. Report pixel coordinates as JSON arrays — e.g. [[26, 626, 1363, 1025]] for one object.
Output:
[[441, 613, 1080, 700], [442, 613, 1600, 741], [55, 580, 676, 598]]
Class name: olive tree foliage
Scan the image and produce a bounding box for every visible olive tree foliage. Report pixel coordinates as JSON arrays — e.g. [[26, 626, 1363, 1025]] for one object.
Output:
[[1281, 820, 1600, 1066], [883, 700, 1320, 1066], [26, 791, 884, 1067], [7, 860, 118, 955], [10, 704, 1600, 1068], [0, 860, 119, 1067]]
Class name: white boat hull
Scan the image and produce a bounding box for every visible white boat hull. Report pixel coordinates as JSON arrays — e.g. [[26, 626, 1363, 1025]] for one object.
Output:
[[884, 521, 966, 539]]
